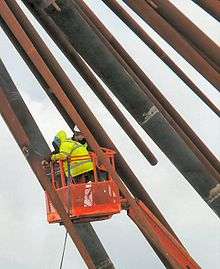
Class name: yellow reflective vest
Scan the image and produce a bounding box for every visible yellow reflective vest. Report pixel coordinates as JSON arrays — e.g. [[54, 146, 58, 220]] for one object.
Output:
[[51, 131, 93, 177]]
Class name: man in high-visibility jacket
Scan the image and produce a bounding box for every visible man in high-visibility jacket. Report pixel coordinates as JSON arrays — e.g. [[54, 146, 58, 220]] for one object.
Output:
[[51, 130, 93, 180]]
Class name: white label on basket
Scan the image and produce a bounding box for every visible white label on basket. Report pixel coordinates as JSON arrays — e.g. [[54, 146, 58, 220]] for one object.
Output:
[[84, 182, 93, 207]]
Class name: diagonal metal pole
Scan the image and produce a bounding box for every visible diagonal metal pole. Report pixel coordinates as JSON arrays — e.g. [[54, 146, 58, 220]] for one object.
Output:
[[122, 0, 220, 91]]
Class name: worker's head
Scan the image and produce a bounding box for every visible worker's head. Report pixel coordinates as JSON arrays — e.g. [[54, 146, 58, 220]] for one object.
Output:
[[72, 130, 84, 142], [53, 130, 67, 148]]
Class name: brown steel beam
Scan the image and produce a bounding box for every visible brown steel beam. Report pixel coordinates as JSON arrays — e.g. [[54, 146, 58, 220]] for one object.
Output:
[[101, 0, 220, 117], [191, 0, 220, 23], [122, 0, 220, 91], [148, 0, 220, 71], [69, 0, 220, 185], [0, 2, 181, 268], [128, 200, 201, 269], [0, 3, 201, 267]]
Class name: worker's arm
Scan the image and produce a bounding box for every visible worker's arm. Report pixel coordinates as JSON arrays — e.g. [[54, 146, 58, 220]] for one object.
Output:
[[51, 141, 72, 161]]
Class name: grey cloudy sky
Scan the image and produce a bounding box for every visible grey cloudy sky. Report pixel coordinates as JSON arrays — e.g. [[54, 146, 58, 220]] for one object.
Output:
[[0, 0, 219, 268]]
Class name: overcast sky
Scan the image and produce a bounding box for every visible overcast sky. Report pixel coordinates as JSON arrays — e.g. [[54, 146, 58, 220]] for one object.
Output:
[[0, 0, 220, 268]]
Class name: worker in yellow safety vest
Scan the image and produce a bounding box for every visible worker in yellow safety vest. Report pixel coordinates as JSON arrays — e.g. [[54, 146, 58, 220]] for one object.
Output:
[[51, 130, 93, 181]]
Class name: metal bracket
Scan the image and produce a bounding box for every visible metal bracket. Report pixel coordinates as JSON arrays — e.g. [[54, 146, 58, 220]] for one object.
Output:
[[141, 105, 159, 125], [208, 184, 220, 204], [22, 145, 30, 157]]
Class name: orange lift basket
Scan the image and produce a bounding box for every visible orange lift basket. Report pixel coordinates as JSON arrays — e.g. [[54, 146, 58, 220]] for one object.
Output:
[[45, 148, 122, 223]]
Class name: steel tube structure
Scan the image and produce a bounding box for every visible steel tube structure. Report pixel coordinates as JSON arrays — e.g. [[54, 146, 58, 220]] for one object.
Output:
[[101, 0, 220, 117], [0, 57, 201, 269], [0, 6, 200, 267], [20, 1, 220, 180], [0, 2, 182, 267], [8, 1, 179, 239], [122, 0, 220, 91], [73, 0, 220, 178], [0, 58, 112, 269], [20, 0, 220, 216], [191, 0, 220, 22], [147, 0, 220, 71]]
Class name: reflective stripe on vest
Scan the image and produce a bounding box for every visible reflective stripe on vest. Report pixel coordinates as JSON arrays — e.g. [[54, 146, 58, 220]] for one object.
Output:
[[70, 159, 92, 169]]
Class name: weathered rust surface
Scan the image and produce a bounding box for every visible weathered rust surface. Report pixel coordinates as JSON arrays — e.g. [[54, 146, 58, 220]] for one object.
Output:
[[0, 1, 215, 267]]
